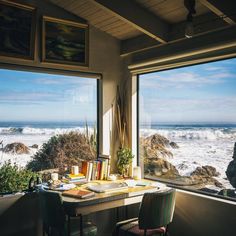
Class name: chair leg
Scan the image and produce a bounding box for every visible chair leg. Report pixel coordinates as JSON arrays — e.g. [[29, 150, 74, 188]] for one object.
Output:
[[165, 225, 170, 236], [80, 214, 83, 236], [144, 229, 147, 236]]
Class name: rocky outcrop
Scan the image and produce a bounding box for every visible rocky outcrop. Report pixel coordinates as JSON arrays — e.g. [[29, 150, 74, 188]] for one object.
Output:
[[170, 142, 179, 149], [30, 144, 38, 149], [191, 165, 219, 177], [141, 134, 223, 189], [141, 134, 180, 179], [226, 143, 236, 188], [140, 134, 174, 159], [144, 157, 179, 178], [190, 165, 222, 188], [3, 142, 30, 154]]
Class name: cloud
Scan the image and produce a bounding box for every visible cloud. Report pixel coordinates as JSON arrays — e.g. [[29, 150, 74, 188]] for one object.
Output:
[[0, 91, 64, 104], [140, 96, 236, 122], [33, 76, 96, 87], [204, 66, 225, 71], [141, 61, 235, 90], [141, 70, 233, 90]]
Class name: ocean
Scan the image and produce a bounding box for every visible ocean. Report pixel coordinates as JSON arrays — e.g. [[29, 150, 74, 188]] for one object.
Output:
[[0, 121, 95, 168], [1, 122, 236, 189], [140, 123, 236, 189]]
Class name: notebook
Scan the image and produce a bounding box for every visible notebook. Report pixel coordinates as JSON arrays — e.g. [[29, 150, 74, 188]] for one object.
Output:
[[62, 189, 95, 199], [87, 182, 128, 193]]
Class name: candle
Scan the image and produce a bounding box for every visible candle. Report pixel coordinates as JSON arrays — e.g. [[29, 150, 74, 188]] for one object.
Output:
[[71, 165, 79, 175], [51, 173, 58, 181], [108, 174, 117, 181], [133, 166, 141, 180]]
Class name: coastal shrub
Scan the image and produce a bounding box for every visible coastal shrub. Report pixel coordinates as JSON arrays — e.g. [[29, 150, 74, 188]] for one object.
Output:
[[0, 161, 38, 193], [27, 131, 96, 172]]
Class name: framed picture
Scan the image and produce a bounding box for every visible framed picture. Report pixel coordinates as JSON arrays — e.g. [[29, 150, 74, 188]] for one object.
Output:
[[42, 16, 89, 67], [0, 0, 36, 60]]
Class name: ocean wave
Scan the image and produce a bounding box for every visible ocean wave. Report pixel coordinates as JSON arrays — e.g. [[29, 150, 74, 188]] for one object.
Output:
[[140, 128, 236, 140], [0, 126, 93, 135]]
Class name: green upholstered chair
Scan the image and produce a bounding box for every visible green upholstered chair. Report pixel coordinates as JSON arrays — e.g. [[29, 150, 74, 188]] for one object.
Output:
[[39, 190, 97, 236], [114, 188, 176, 236]]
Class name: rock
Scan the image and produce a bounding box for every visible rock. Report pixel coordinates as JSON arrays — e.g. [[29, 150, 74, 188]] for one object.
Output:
[[191, 165, 219, 177], [215, 180, 223, 188], [177, 163, 188, 170], [30, 144, 38, 149], [226, 143, 236, 187], [3, 142, 30, 154], [170, 142, 179, 149], [233, 143, 236, 159], [140, 134, 173, 159], [144, 157, 180, 178], [199, 188, 219, 194], [149, 134, 170, 147], [190, 165, 222, 188]]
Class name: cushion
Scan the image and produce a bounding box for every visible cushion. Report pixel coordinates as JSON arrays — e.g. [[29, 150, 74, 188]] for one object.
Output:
[[118, 220, 166, 236]]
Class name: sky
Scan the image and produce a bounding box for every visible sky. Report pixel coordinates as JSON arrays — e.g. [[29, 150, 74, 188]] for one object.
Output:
[[0, 69, 97, 122], [140, 57, 236, 124]]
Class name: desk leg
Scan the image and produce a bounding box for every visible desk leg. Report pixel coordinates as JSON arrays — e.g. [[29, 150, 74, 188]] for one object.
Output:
[[80, 214, 83, 236], [116, 207, 119, 222], [67, 216, 71, 236]]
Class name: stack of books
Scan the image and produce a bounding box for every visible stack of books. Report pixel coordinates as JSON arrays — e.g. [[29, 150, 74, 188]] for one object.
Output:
[[65, 173, 86, 183], [81, 155, 110, 181]]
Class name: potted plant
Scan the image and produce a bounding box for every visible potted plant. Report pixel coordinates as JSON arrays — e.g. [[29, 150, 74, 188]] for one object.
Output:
[[117, 147, 134, 177]]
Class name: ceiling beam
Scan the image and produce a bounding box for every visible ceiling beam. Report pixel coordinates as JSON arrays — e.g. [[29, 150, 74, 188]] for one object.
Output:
[[200, 0, 236, 25], [90, 0, 168, 43], [121, 35, 161, 56], [121, 12, 228, 56], [129, 25, 236, 69]]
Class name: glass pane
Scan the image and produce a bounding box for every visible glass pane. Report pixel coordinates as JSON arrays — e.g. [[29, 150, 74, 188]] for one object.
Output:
[[139, 58, 236, 200], [0, 69, 97, 193]]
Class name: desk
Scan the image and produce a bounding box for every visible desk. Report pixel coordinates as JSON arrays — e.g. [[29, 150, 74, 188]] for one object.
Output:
[[62, 181, 163, 216], [61, 180, 166, 236]]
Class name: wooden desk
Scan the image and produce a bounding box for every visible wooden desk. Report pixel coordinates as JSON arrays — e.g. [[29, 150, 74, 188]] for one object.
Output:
[[62, 181, 161, 216], [61, 181, 167, 236]]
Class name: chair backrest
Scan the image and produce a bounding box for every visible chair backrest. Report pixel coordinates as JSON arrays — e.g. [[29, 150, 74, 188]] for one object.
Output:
[[138, 188, 176, 230], [39, 190, 66, 230]]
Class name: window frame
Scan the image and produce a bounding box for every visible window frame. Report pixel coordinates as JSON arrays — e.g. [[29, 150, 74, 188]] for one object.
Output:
[[0, 63, 101, 158], [136, 55, 236, 202]]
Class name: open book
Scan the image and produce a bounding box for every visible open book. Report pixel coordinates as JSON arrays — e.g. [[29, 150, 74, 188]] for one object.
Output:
[[87, 182, 128, 193], [62, 189, 95, 199]]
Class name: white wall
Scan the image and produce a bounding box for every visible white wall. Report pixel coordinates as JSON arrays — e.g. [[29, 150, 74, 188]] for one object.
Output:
[[170, 190, 236, 236]]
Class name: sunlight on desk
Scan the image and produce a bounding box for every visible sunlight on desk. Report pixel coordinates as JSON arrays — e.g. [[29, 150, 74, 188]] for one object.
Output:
[[61, 179, 169, 216]]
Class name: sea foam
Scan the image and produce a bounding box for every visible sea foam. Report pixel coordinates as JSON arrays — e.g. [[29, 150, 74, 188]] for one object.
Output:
[[141, 127, 236, 189]]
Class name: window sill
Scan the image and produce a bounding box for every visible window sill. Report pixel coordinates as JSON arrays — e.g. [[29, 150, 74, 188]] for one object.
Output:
[[145, 176, 236, 205]]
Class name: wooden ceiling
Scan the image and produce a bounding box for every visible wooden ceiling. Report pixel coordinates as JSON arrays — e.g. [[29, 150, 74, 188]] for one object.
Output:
[[135, 0, 209, 23], [49, 0, 236, 56], [50, 0, 142, 40]]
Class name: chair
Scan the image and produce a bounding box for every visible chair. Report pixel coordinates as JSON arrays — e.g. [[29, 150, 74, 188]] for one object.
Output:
[[114, 188, 176, 236], [39, 190, 97, 236]]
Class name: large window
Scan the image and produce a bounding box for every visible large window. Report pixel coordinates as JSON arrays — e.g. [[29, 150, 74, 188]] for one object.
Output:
[[139, 57, 236, 200], [0, 68, 97, 194]]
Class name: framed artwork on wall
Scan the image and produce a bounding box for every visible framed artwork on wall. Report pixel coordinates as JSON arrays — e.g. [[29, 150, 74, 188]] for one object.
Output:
[[42, 16, 89, 67], [0, 0, 36, 60]]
